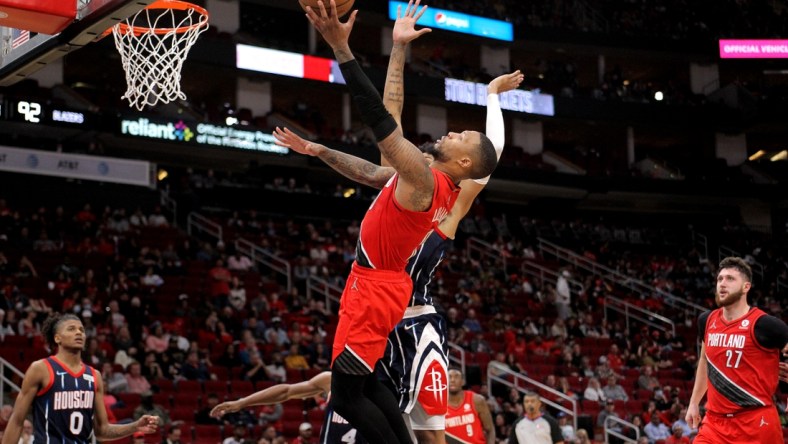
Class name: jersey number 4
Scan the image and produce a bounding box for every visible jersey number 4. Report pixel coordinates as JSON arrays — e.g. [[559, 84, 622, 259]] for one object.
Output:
[[725, 350, 743, 369]]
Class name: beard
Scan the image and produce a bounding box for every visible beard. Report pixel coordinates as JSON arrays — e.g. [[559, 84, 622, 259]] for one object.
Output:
[[715, 288, 745, 307], [419, 142, 445, 162]]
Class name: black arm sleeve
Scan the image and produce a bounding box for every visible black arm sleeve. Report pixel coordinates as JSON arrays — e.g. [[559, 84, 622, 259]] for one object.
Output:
[[697, 311, 711, 340], [338, 60, 398, 141], [545, 415, 564, 443], [753, 315, 788, 349]]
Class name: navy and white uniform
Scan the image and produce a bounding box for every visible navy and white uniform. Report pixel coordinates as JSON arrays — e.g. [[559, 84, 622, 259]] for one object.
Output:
[[379, 229, 451, 426], [33, 356, 97, 444], [319, 402, 368, 444]]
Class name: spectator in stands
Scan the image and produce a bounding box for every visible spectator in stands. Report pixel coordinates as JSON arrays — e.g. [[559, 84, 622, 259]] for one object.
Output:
[[148, 206, 168, 227], [217, 343, 243, 370], [602, 376, 629, 402], [133, 391, 171, 426], [0, 404, 13, 429], [125, 361, 152, 394], [107, 301, 126, 332], [145, 322, 168, 354], [265, 352, 286, 383], [605, 344, 624, 371], [227, 251, 253, 273], [596, 402, 621, 434], [180, 350, 215, 381], [469, 331, 493, 353], [209, 259, 232, 308], [664, 424, 689, 444], [142, 351, 165, 380], [574, 429, 593, 444], [195, 393, 224, 425], [264, 317, 289, 347], [583, 377, 606, 403], [292, 422, 314, 444], [141, 267, 164, 287], [243, 349, 271, 383], [671, 408, 692, 438], [102, 361, 129, 394], [0, 309, 15, 338], [462, 308, 483, 333], [284, 343, 309, 371], [162, 426, 182, 444], [17, 419, 33, 444], [228, 277, 247, 311], [222, 424, 250, 444], [637, 365, 660, 391], [557, 412, 576, 442], [643, 414, 671, 443], [555, 270, 572, 320]]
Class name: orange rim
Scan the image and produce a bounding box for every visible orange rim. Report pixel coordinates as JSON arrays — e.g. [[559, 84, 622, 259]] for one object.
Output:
[[105, 0, 209, 37]]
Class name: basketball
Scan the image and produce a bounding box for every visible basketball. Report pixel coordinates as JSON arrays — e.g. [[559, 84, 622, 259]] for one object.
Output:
[[299, 0, 355, 18]]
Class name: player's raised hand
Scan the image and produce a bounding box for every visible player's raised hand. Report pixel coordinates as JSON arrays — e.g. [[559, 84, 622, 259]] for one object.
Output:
[[393, 0, 431, 45], [209, 400, 241, 418], [135, 415, 159, 434], [273, 127, 326, 157], [488, 70, 524, 95], [305, 0, 358, 50], [685, 403, 701, 430]]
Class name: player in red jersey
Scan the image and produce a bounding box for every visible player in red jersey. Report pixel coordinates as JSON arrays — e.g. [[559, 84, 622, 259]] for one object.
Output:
[[686, 257, 788, 444], [274, 2, 498, 443], [445, 368, 495, 444]]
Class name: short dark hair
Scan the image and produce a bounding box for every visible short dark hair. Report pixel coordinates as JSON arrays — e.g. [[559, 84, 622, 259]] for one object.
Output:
[[523, 390, 539, 399], [719, 257, 752, 282], [41, 313, 81, 348], [470, 133, 498, 179]]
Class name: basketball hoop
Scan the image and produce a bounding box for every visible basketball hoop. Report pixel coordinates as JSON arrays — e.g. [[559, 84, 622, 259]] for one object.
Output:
[[110, 0, 209, 110]]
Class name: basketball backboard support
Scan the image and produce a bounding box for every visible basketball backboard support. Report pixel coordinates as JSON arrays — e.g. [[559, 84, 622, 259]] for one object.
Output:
[[0, 0, 155, 86]]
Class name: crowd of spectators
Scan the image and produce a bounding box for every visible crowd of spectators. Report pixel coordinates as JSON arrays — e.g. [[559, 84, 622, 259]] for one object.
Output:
[[1, 176, 787, 443]]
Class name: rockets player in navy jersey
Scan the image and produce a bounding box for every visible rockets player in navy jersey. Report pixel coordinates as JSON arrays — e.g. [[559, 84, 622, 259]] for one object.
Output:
[[1, 313, 159, 444], [275, 1, 499, 443], [686, 257, 788, 443], [375, 9, 520, 442], [210, 372, 367, 444]]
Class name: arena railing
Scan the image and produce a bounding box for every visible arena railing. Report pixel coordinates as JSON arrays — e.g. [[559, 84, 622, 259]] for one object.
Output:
[[487, 361, 578, 432], [521, 260, 585, 295], [186, 212, 223, 243], [305, 275, 343, 314], [604, 415, 639, 444], [536, 238, 706, 316], [446, 342, 466, 376], [466, 237, 506, 271], [0, 357, 23, 406], [604, 295, 675, 336], [235, 238, 292, 292]]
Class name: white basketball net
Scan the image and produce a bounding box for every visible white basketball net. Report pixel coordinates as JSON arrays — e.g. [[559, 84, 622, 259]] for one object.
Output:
[[112, 3, 208, 110]]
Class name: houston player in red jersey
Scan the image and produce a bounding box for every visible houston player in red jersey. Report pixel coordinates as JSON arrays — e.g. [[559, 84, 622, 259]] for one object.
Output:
[[686, 257, 788, 444], [274, 2, 498, 443]]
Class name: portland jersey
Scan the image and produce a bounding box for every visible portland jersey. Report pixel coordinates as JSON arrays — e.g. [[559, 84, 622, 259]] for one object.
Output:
[[445, 391, 485, 444], [318, 403, 367, 444], [404, 228, 452, 307], [33, 357, 97, 444], [355, 170, 459, 271], [703, 307, 778, 413]]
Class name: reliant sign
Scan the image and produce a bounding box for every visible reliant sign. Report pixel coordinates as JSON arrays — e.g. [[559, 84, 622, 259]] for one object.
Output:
[[120, 118, 289, 154], [445, 78, 555, 116]]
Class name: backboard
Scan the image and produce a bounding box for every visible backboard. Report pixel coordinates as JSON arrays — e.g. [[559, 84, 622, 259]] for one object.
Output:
[[0, 0, 155, 86]]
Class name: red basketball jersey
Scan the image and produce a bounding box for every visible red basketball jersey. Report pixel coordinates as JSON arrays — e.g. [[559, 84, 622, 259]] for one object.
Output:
[[445, 391, 486, 444], [355, 169, 459, 271], [703, 307, 778, 414]]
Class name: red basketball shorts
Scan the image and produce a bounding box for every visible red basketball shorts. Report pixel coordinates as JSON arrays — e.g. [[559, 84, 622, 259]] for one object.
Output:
[[331, 262, 413, 372], [694, 406, 782, 444]]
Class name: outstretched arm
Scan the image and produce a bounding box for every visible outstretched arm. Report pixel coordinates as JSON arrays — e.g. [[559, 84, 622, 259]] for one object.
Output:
[[438, 71, 523, 238], [307, 0, 434, 210], [273, 127, 394, 189], [210, 372, 331, 418], [93, 370, 159, 440], [1, 361, 46, 444]]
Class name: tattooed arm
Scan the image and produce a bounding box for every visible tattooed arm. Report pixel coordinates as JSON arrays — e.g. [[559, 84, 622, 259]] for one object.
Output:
[[273, 127, 394, 189]]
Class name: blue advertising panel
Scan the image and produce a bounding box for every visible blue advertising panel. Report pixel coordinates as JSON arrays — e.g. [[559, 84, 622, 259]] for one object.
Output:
[[388, 1, 513, 42]]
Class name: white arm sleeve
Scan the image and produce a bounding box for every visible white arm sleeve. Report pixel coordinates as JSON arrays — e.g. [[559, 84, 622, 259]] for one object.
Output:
[[473, 93, 505, 185]]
